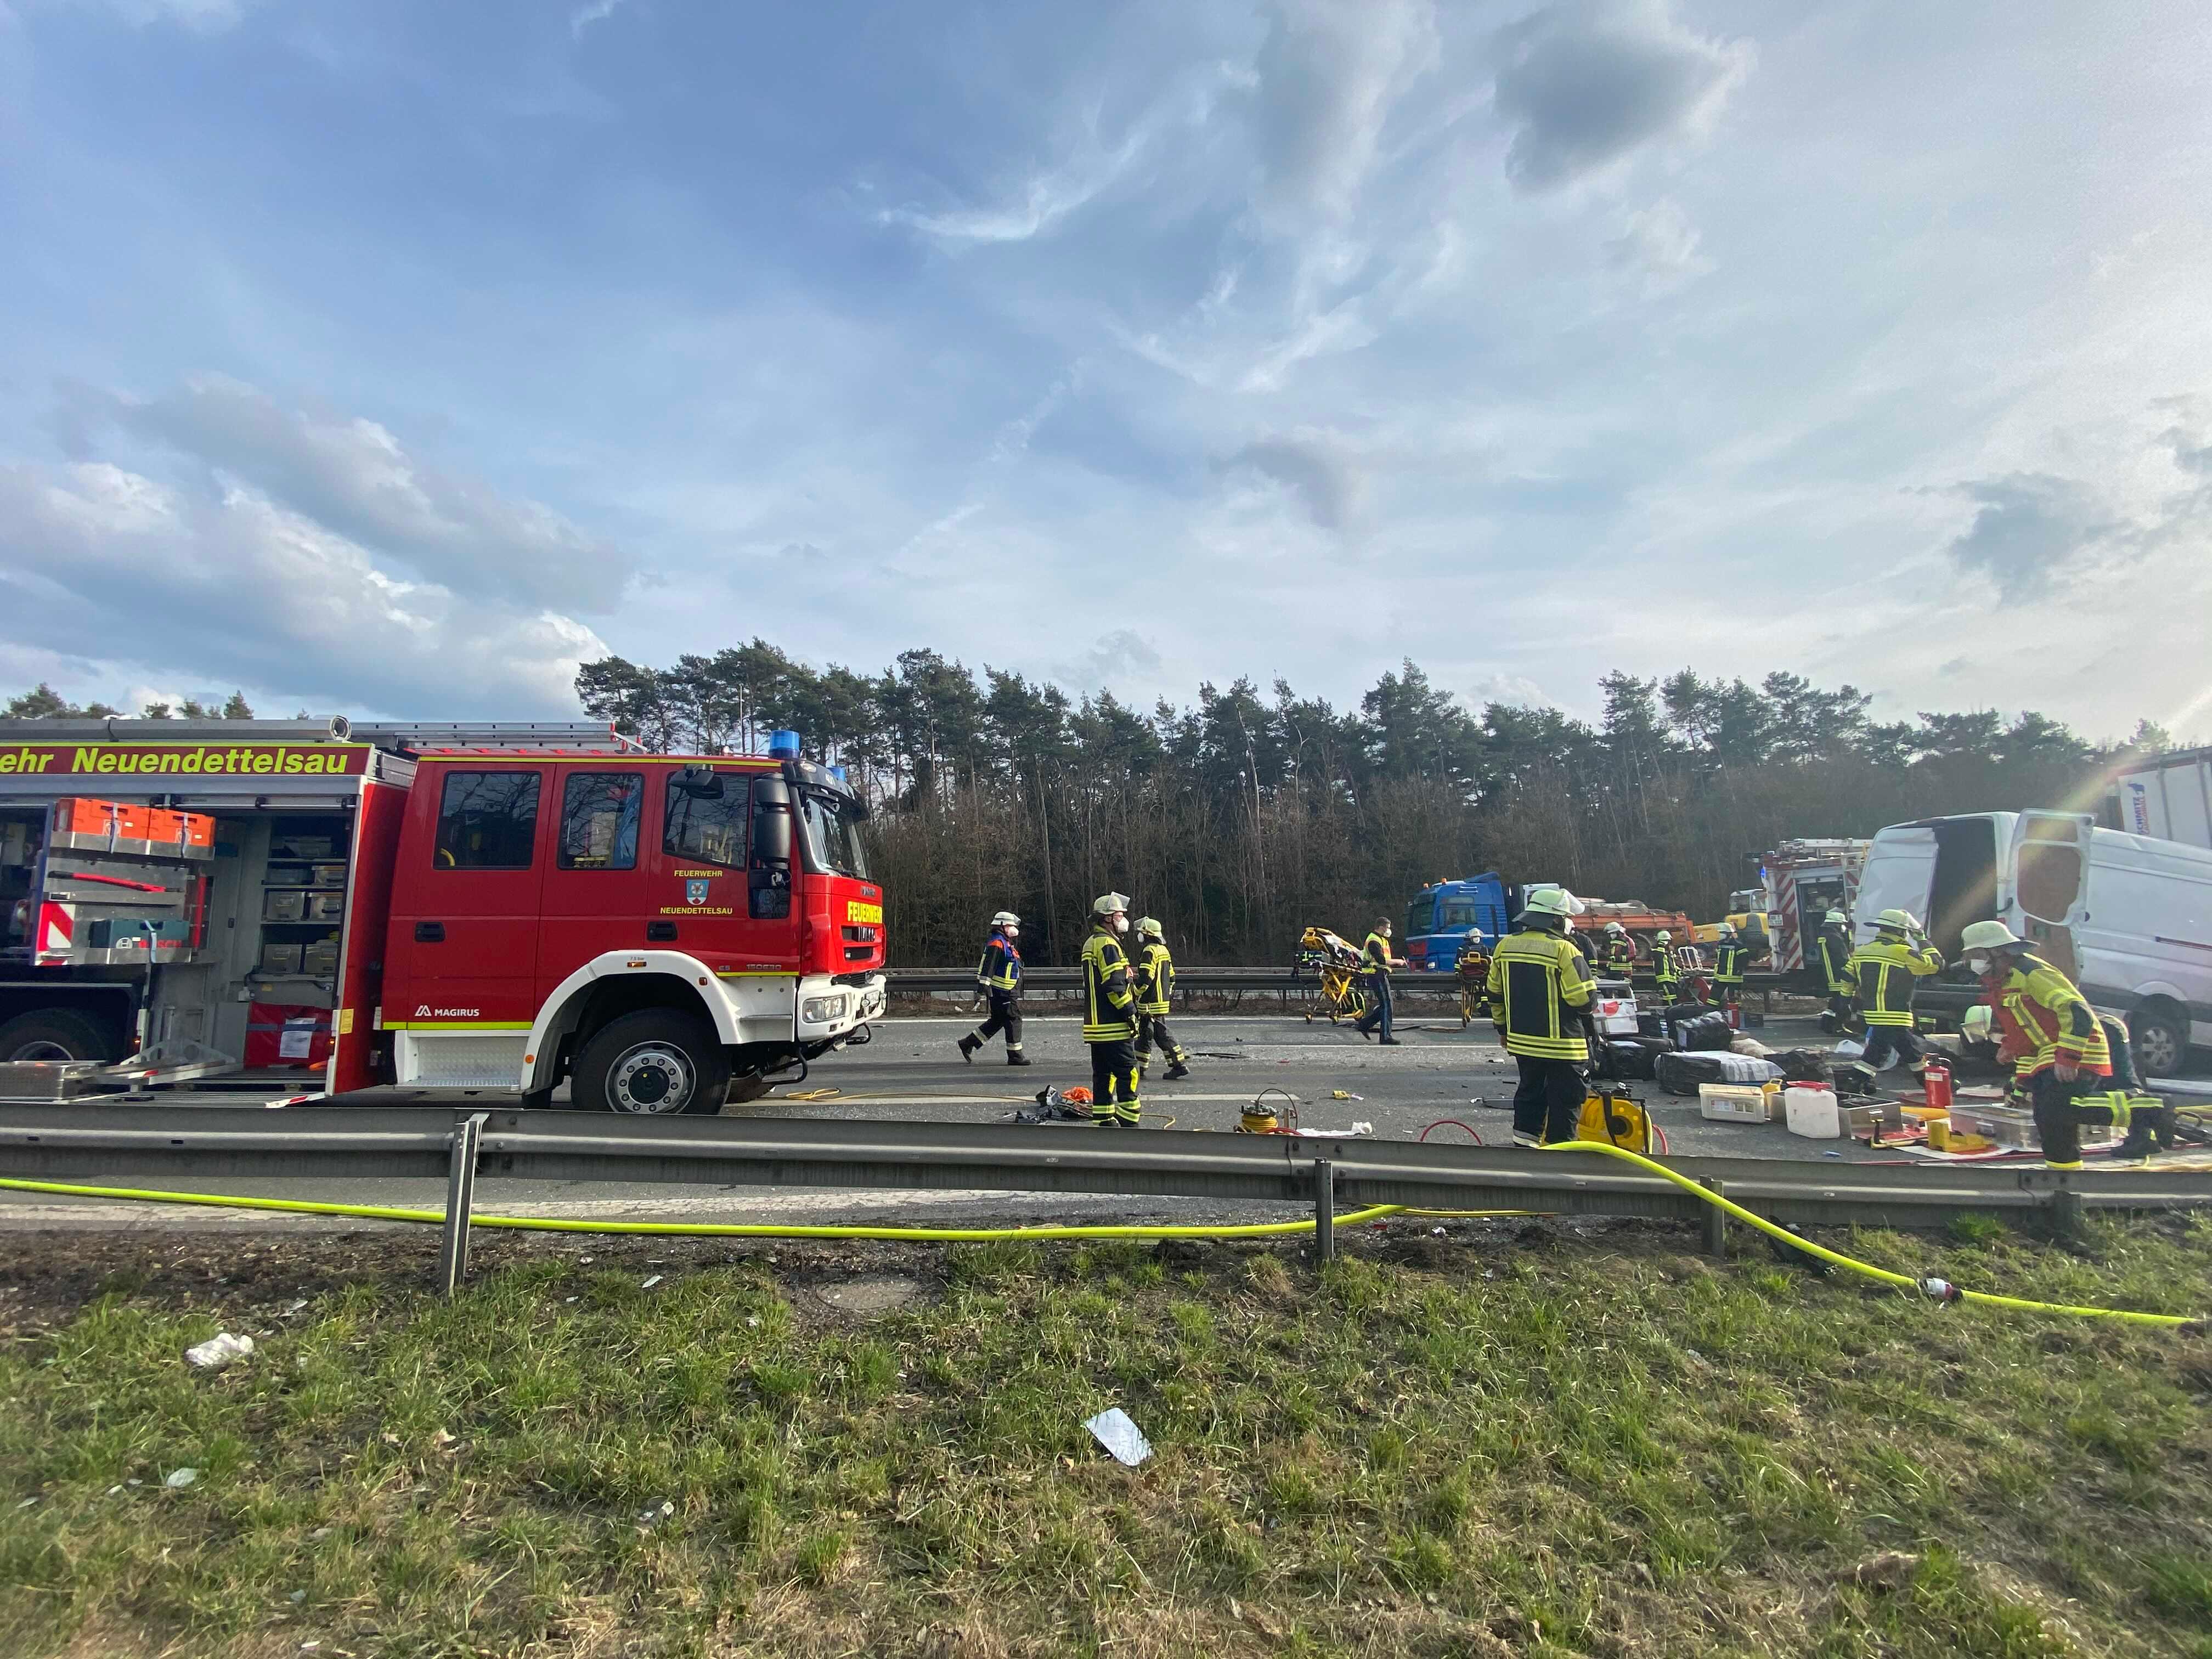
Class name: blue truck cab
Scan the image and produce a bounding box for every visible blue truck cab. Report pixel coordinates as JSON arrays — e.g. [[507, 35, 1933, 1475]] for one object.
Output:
[[1402, 873, 1515, 973]]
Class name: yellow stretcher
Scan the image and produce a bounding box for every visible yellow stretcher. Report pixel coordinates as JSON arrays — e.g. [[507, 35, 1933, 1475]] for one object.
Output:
[[1295, 926, 1372, 1025]]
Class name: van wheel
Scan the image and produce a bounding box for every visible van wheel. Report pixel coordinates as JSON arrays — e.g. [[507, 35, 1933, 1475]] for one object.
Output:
[[2128, 1006, 2188, 1079], [0, 1010, 118, 1064], [574, 1010, 731, 1115]]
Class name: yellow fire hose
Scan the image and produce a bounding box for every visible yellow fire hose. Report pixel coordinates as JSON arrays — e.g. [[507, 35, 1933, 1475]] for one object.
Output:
[[1543, 1140, 2199, 1327], [0, 1149, 2199, 1324]]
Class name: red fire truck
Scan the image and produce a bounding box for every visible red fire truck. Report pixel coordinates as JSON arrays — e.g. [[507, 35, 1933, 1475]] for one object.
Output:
[[0, 719, 886, 1111]]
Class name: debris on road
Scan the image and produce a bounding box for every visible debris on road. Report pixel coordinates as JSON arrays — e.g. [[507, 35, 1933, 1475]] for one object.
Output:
[[184, 1332, 255, 1370], [1085, 1407, 1153, 1467]]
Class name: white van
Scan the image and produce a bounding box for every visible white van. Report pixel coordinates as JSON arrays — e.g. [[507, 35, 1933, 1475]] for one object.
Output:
[[1856, 810, 2212, 1076]]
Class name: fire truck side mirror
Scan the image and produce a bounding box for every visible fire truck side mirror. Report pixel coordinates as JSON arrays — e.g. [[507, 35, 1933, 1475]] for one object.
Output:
[[675, 765, 725, 798]]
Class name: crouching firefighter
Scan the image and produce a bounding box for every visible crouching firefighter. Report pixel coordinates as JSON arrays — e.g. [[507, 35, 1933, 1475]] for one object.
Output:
[[1486, 885, 1598, 1149], [1081, 894, 1143, 1127], [1961, 921, 2172, 1164], [958, 910, 1032, 1066], [1815, 910, 1854, 1031], [1841, 909, 1943, 1085], [1133, 917, 1190, 1082]]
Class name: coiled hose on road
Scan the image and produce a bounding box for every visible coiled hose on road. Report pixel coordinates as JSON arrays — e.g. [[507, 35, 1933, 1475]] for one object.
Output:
[[0, 1149, 2200, 1325]]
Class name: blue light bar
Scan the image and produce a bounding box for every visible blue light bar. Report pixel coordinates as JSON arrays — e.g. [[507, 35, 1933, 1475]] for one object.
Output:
[[768, 729, 802, 760]]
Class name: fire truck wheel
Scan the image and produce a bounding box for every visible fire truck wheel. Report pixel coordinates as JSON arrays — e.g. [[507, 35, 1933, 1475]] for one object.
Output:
[[574, 1009, 732, 1116], [0, 1009, 119, 1065], [725, 1074, 773, 1104]]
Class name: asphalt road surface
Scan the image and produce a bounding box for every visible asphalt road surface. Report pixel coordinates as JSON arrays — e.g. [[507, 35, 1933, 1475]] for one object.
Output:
[[0, 1009, 1908, 1234]]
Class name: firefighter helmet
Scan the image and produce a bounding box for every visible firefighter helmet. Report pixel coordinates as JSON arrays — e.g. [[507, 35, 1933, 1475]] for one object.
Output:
[[1960, 919, 2024, 952], [1716, 923, 1736, 941], [1605, 921, 1627, 936], [1655, 930, 1672, 944], [1091, 892, 1130, 919], [1521, 885, 1584, 919], [1962, 1003, 1995, 1040], [1825, 909, 1848, 926], [1138, 916, 1163, 938], [991, 910, 1020, 929], [1875, 908, 1920, 933]]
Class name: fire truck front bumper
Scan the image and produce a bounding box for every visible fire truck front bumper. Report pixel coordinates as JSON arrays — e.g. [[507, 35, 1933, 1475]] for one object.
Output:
[[795, 972, 886, 1044]]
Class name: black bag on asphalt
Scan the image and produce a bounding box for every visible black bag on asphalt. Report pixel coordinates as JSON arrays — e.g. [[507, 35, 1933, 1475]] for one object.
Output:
[[1604, 1039, 1657, 1080], [1655, 1049, 1785, 1096], [1674, 1011, 1735, 1051]]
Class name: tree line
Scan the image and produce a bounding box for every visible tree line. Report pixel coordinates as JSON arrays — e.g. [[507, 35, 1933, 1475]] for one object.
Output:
[[4, 685, 256, 721], [4, 660, 2174, 968], [571, 646, 2176, 967]]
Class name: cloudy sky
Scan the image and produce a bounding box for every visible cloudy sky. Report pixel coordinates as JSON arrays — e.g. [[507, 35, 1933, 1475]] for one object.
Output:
[[3, 0, 2209, 740]]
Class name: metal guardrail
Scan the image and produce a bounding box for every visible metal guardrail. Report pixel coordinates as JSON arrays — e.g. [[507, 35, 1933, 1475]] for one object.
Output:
[[3, 1105, 2206, 1291]]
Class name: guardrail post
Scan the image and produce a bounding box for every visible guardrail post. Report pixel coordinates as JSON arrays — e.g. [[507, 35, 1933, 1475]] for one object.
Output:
[[1312, 1159, 1336, 1263], [436, 1113, 487, 1296], [2050, 1183, 2083, 1245], [1700, 1179, 1726, 1257]]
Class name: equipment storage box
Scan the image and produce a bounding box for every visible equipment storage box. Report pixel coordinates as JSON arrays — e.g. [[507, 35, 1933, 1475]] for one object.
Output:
[[244, 1002, 332, 1069], [264, 889, 307, 922], [261, 941, 304, 975], [1949, 1103, 2042, 1149], [266, 865, 310, 887], [310, 862, 347, 889], [273, 834, 334, 860], [303, 891, 344, 922], [1592, 994, 1638, 1035], [301, 935, 340, 977], [1843, 1102, 1906, 1136], [1700, 1082, 1775, 1122]]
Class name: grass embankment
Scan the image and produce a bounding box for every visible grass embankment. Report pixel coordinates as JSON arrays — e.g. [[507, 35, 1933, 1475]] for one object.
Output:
[[1, 1216, 2209, 1658]]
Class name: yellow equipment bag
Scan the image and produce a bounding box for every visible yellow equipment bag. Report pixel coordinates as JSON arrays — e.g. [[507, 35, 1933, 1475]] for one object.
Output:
[[1572, 1087, 1655, 1153]]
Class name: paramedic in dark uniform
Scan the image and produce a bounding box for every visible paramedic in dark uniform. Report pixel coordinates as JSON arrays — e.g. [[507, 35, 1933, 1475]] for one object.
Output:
[[1353, 917, 1404, 1044], [1486, 885, 1596, 1148], [957, 910, 1031, 1065]]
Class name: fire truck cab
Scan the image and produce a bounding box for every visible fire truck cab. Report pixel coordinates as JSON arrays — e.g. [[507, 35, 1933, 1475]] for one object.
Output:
[[0, 718, 885, 1111]]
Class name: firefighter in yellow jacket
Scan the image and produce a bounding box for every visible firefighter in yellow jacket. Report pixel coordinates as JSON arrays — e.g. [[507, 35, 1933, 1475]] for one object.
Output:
[[1132, 917, 1191, 1082], [1815, 909, 1854, 1031], [1080, 893, 1143, 1127], [1486, 885, 1596, 1148], [1841, 909, 1943, 1082], [1961, 921, 2168, 1164]]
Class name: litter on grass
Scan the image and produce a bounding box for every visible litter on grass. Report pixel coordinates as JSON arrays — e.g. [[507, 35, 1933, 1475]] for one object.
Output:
[[185, 1333, 255, 1370], [1085, 1407, 1153, 1467]]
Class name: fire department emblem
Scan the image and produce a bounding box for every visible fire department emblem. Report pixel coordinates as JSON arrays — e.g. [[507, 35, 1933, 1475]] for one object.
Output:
[[685, 878, 710, 906]]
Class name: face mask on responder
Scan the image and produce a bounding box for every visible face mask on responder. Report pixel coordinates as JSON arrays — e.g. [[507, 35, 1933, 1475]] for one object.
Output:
[[1967, 954, 1989, 975], [1113, 915, 1128, 933], [1005, 926, 1018, 938]]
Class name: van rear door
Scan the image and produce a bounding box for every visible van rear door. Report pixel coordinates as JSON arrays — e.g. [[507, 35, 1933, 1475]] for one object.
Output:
[[1853, 826, 1938, 944], [2008, 811, 2094, 979]]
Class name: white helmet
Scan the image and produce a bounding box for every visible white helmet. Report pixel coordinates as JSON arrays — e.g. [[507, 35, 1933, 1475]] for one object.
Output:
[[1521, 885, 1585, 919], [1825, 910, 1848, 926], [1875, 908, 1920, 933], [1605, 921, 1627, 936], [1654, 930, 1672, 944], [1960, 919, 2024, 952], [1961, 1003, 1995, 1040], [1138, 916, 1163, 939], [991, 910, 1020, 929], [1091, 892, 1131, 919], [1717, 923, 1737, 941]]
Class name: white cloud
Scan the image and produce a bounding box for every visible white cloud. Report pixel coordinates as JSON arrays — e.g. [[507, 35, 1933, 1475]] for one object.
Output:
[[0, 460, 606, 716], [1468, 674, 1556, 711], [1249, 0, 1440, 222], [571, 0, 631, 38], [1492, 0, 1753, 193], [60, 377, 635, 613], [58, 0, 247, 29], [1607, 198, 1712, 281]]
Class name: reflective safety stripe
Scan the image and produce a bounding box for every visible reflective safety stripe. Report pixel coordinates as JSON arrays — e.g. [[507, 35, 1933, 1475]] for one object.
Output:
[[976, 936, 1020, 992], [1714, 944, 1749, 984], [1136, 941, 1175, 1014], [1843, 938, 1942, 1025], [1486, 930, 1594, 1060], [2004, 956, 2113, 1077], [1081, 929, 1136, 1042]]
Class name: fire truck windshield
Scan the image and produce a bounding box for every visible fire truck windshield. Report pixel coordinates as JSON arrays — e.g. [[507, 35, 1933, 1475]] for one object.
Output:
[[795, 788, 869, 879]]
